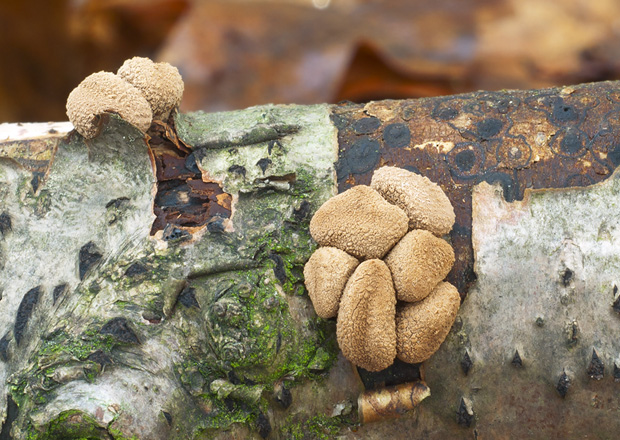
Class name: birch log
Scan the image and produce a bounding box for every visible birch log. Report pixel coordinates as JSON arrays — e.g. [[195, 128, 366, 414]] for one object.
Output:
[[1, 80, 620, 439]]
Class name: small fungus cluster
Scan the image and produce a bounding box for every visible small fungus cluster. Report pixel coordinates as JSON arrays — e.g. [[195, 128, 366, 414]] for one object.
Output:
[[66, 57, 184, 139], [304, 166, 460, 371]]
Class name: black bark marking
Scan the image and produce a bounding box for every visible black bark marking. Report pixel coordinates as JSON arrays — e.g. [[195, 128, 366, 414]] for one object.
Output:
[[105, 197, 129, 209], [178, 286, 200, 309], [0, 395, 18, 439], [587, 349, 604, 380], [79, 242, 102, 280], [269, 253, 287, 285], [0, 333, 10, 362], [100, 317, 140, 344], [162, 225, 191, 242], [162, 411, 173, 426], [275, 384, 292, 409], [475, 118, 503, 140], [561, 268, 573, 287], [256, 412, 272, 439], [14, 286, 41, 345], [557, 370, 570, 398], [207, 216, 226, 233], [184, 152, 201, 174], [383, 123, 411, 148], [512, 350, 523, 368], [87, 350, 112, 366], [293, 200, 311, 223], [125, 262, 148, 277], [52, 283, 68, 305], [30, 172, 44, 193], [353, 117, 381, 134], [613, 363, 620, 382], [336, 137, 380, 180], [461, 351, 473, 375], [228, 165, 247, 179], [256, 158, 272, 174], [0, 212, 11, 236], [456, 397, 474, 427]]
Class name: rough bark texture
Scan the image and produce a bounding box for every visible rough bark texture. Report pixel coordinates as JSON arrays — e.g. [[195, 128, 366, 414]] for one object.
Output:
[[1, 80, 620, 438]]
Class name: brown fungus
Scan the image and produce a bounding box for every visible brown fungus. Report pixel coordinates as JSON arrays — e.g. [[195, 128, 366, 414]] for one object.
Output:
[[66, 71, 153, 139], [396, 281, 460, 364], [371, 166, 455, 236], [309, 185, 408, 259], [303, 247, 359, 318], [117, 57, 184, 120], [384, 229, 455, 302], [337, 259, 397, 372]]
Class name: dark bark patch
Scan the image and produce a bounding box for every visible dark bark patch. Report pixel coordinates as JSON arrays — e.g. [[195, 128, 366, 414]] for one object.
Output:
[[79, 242, 103, 281], [207, 216, 227, 233], [228, 165, 247, 179], [52, 283, 68, 305], [0, 395, 18, 439], [0, 333, 10, 361], [557, 370, 570, 398], [456, 397, 474, 427], [100, 317, 140, 344], [256, 412, 272, 439], [162, 411, 173, 426], [87, 350, 112, 366], [293, 200, 311, 222], [269, 253, 287, 285], [14, 286, 41, 345], [256, 158, 272, 174], [0, 212, 11, 236], [353, 117, 381, 134], [162, 224, 191, 242], [475, 118, 503, 140], [184, 152, 201, 174], [461, 351, 473, 375], [613, 363, 620, 382], [587, 349, 604, 380], [383, 123, 411, 148], [178, 286, 200, 309], [512, 350, 523, 368], [612, 290, 620, 314], [561, 268, 573, 287], [125, 262, 148, 277], [274, 384, 292, 409], [31, 172, 44, 193]]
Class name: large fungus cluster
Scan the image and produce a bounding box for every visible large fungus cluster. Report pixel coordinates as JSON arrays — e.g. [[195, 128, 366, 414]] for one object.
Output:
[[66, 57, 184, 139], [304, 166, 460, 372]]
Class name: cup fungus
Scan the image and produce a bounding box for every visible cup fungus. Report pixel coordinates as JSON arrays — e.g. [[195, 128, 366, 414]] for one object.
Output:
[[371, 166, 455, 237], [117, 57, 185, 120], [396, 282, 461, 363], [304, 166, 460, 372], [303, 247, 359, 318], [336, 259, 397, 372], [66, 57, 185, 139], [309, 185, 408, 259], [66, 71, 153, 139], [385, 229, 455, 302]]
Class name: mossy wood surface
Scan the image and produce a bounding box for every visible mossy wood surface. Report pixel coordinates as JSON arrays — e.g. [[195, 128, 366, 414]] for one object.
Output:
[[1, 81, 620, 438]]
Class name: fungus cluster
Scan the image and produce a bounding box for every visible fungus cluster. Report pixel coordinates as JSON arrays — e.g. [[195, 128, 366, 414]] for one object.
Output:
[[66, 57, 184, 139], [304, 166, 460, 371]]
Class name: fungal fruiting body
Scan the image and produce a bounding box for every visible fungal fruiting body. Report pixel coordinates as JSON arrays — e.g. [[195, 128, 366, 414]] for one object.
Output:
[[309, 185, 408, 259], [336, 259, 397, 372], [304, 166, 459, 371], [66, 57, 184, 139]]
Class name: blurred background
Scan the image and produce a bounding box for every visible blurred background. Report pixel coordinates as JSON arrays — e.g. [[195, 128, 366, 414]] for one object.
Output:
[[3, 0, 620, 122]]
